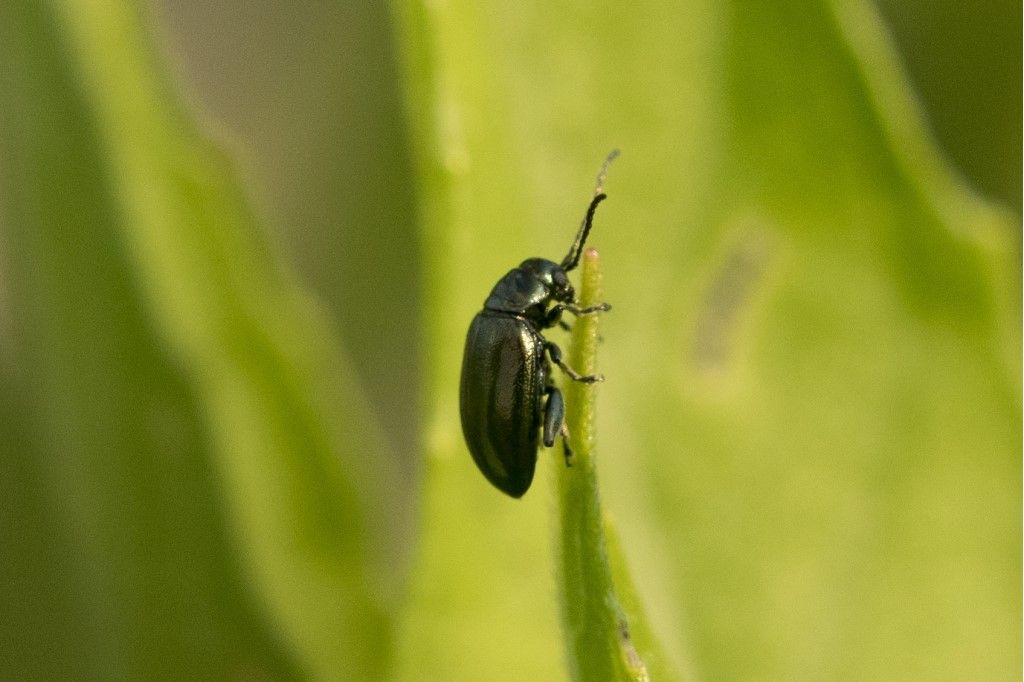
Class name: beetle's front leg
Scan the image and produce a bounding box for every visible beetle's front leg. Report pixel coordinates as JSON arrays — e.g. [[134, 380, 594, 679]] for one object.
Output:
[[542, 386, 574, 466], [559, 302, 611, 334], [565, 301, 611, 316], [544, 340, 604, 383], [543, 304, 566, 330], [546, 307, 573, 333], [544, 301, 611, 330]]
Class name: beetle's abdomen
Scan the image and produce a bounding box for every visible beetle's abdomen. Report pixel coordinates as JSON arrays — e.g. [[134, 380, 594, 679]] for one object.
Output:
[[459, 312, 545, 497]]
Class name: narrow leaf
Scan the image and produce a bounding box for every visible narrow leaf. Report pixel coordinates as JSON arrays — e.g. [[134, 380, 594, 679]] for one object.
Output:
[[21, 1, 397, 677]]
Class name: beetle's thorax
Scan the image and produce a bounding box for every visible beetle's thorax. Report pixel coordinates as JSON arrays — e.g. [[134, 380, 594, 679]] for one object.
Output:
[[483, 258, 574, 320]]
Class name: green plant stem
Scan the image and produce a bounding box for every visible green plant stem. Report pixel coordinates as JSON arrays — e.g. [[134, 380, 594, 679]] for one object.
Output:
[[554, 248, 650, 682]]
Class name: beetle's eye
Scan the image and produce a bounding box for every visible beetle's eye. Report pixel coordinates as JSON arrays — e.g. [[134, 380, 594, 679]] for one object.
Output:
[[554, 276, 574, 301]]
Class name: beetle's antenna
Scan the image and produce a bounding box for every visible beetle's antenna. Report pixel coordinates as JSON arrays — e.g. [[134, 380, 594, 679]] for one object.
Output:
[[593, 148, 619, 194], [561, 149, 619, 271], [561, 193, 606, 271]]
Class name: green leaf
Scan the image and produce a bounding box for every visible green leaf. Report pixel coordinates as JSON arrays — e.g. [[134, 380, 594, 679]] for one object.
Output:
[[1, 1, 397, 678], [2, 0, 1016, 679], [391, 0, 1018, 679], [0, 3, 295, 677]]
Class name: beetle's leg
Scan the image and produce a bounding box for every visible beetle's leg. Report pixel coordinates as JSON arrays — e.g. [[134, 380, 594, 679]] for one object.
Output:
[[543, 304, 566, 329], [560, 422, 574, 466], [545, 341, 604, 383], [545, 302, 610, 331], [542, 386, 574, 466], [542, 386, 564, 448], [565, 301, 612, 316]]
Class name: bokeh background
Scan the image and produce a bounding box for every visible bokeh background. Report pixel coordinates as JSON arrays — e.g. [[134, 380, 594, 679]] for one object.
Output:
[[1, 0, 1019, 679]]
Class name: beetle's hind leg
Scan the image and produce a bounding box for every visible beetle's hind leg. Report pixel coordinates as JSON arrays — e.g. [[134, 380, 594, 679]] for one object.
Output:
[[559, 423, 574, 466], [544, 340, 604, 383], [542, 386, 574, 467]]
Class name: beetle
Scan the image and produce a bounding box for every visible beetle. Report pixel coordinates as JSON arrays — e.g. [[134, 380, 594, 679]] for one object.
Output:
[[459, 151, 618, 497]]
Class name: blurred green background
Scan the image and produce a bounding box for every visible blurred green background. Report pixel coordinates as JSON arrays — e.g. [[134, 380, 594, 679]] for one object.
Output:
[[0, 0, 1019, 680]]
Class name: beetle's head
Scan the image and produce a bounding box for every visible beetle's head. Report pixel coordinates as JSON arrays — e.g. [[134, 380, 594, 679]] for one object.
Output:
[[519, 258, 575, 303]]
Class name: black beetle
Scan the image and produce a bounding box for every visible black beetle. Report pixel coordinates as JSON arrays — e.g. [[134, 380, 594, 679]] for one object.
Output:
[[459, 152, 617, 497]]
